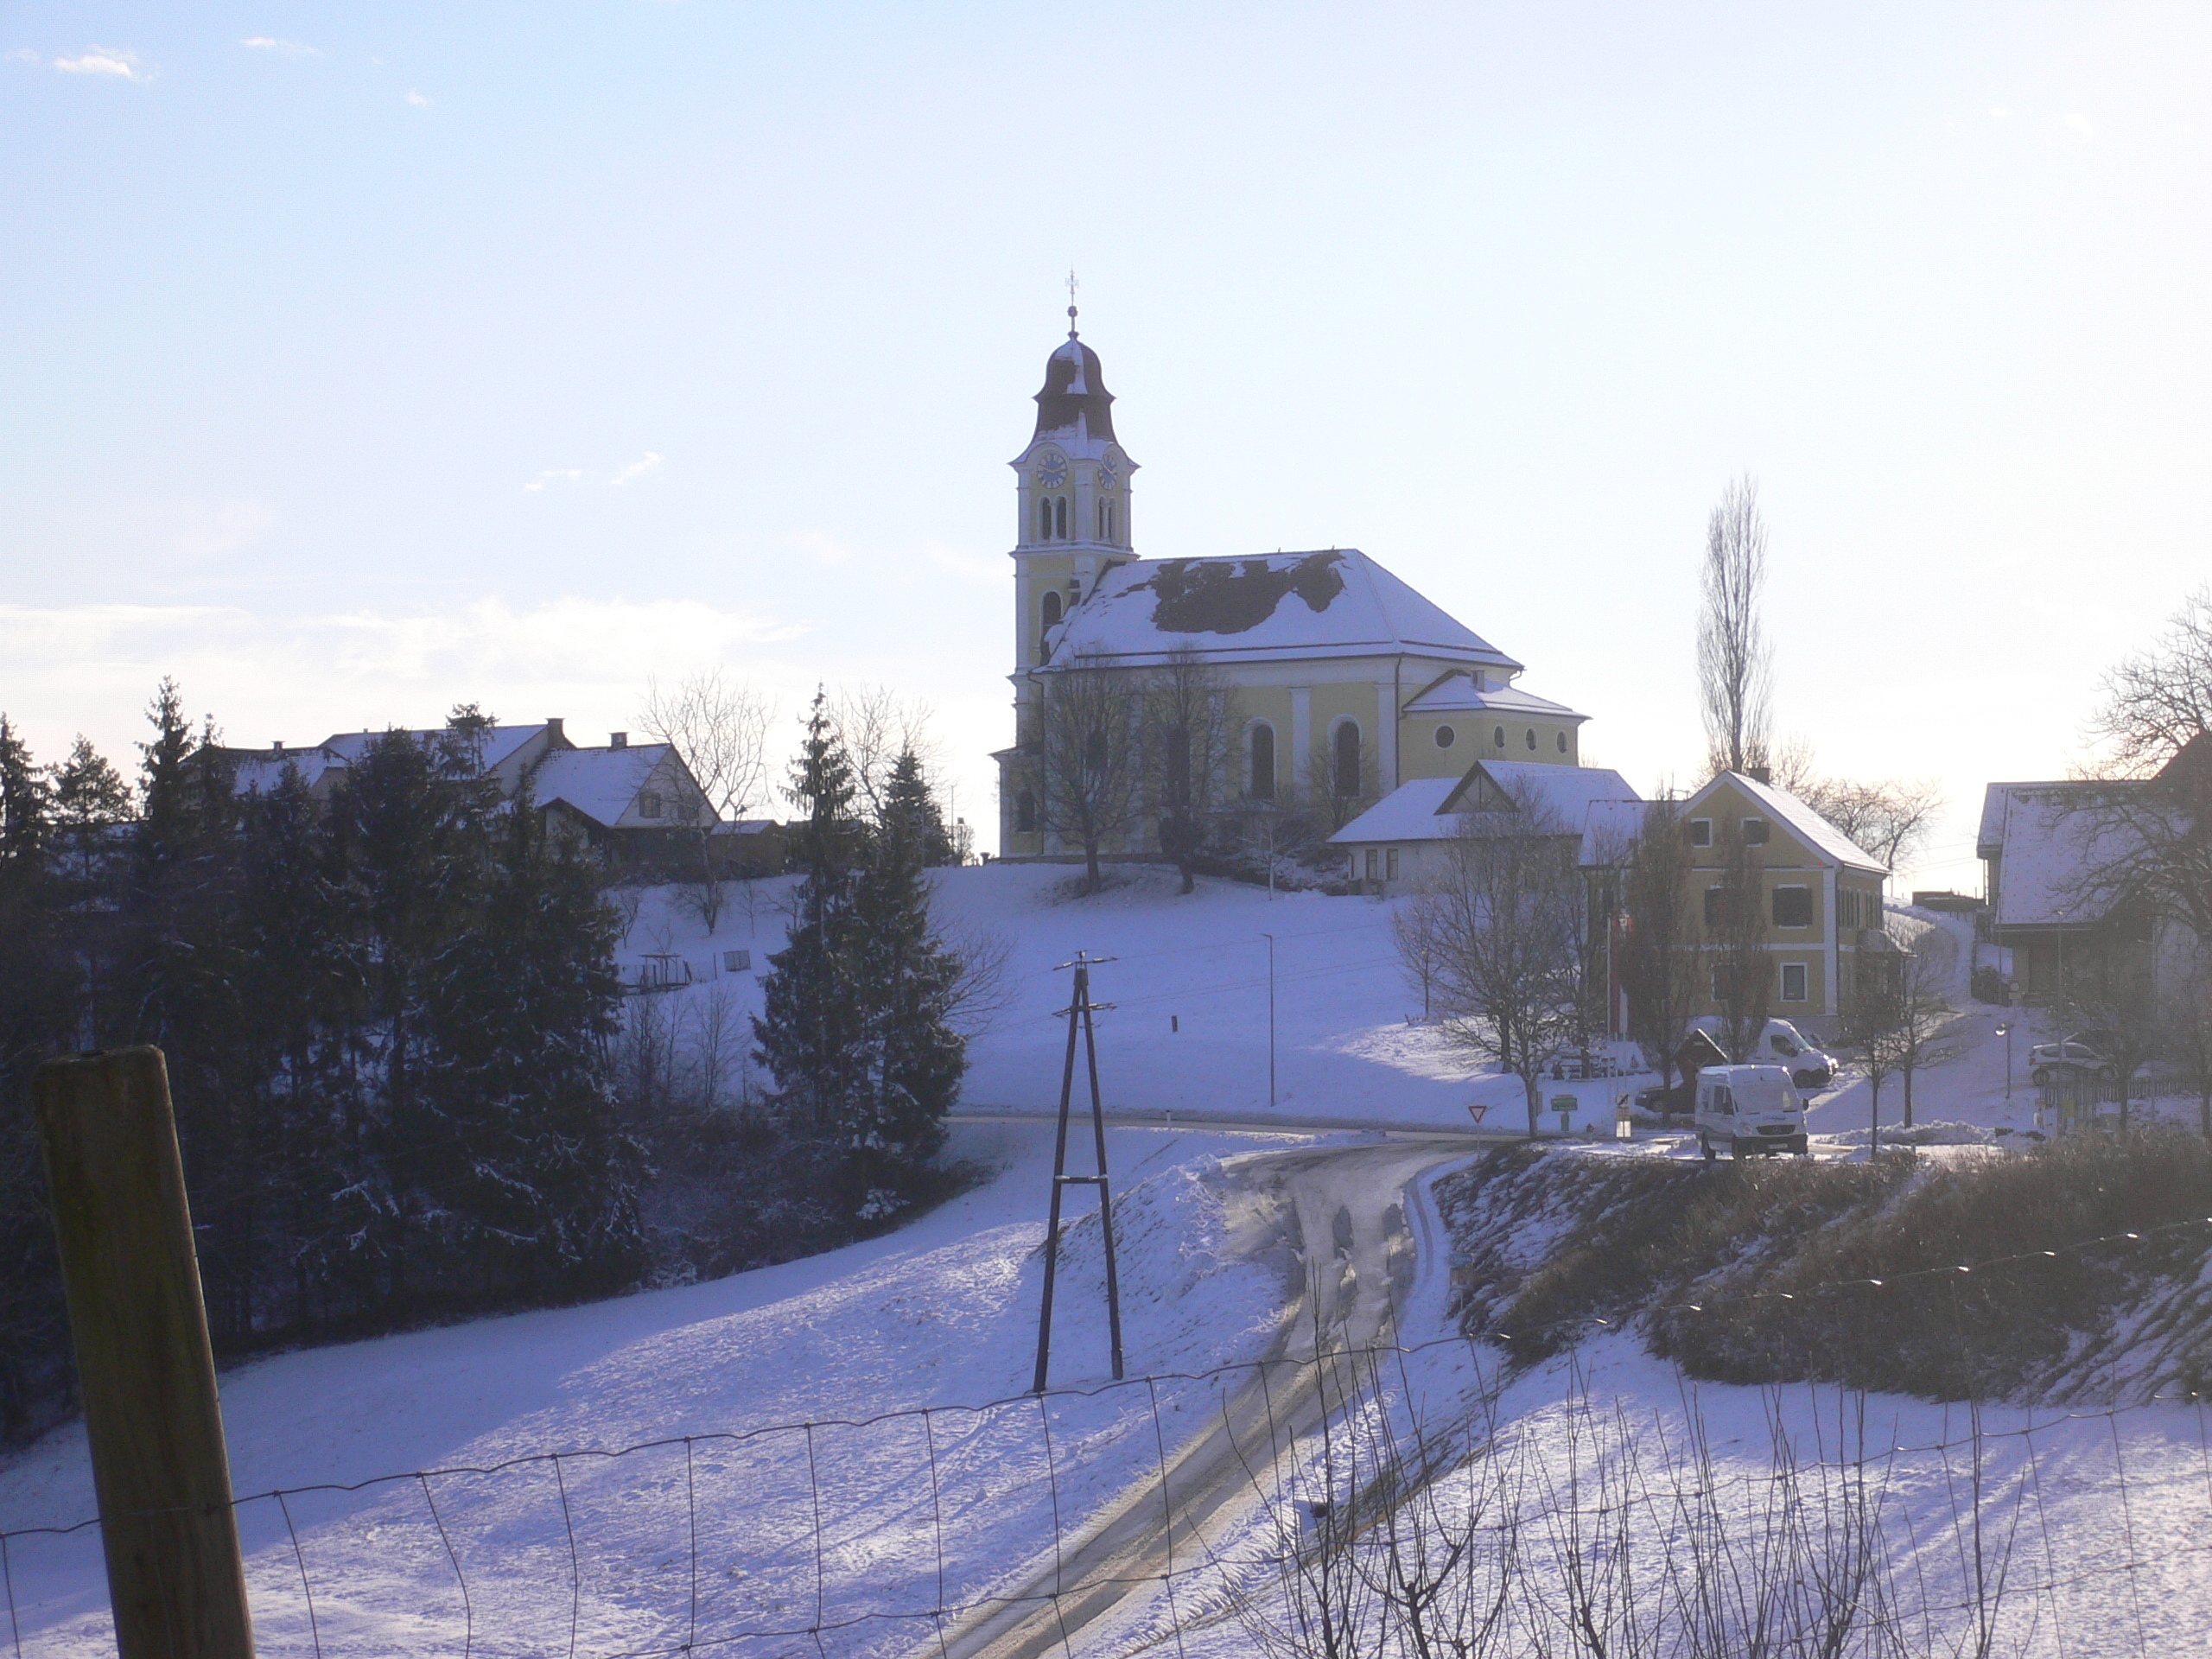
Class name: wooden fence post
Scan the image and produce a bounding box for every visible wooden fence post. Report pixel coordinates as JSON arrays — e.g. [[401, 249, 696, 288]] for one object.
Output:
[[33, 1046, 256, 1659]]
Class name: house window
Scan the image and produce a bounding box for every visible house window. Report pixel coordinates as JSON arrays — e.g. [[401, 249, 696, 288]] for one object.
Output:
[[1249, 722, 1276, 799], [1055, 495, 1067, 538], [1703, 886, 1727, 926], [1016, 790, 1037, 833], [1434, 723, 1455, 749], [1780, 963, 1808, 1003], [1772, 886, 1812, 928], [1038, 499, 1052, 541], [639, 791, 663, 819], [1333, 721, 1362, 798], [1743, 817, 1770, 845], [722, 949, 752, 973], [1386, 847, 1400, 880], [1524, 728, 1537, 751], [1711, 966, 1728, 1000], [1493, 725, 1506, 748], [1365, 847, 1380, 880], [1688, 818, 1713, 848], [1556, 731, 1568, 753]]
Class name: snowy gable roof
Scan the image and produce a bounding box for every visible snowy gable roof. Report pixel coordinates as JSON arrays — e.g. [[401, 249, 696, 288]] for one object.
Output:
[[1402, 672, 1586, 722], [1986, 783, 2143, 929], [529, 745, 677, 828], [1329, 763, 1642, 855], [227, 746, 346, 797], [1578, 798, 1653, 867], [317, 723, 551, 773], [1046, 550, 1522, 671], [1697, 772, 1887, 874]]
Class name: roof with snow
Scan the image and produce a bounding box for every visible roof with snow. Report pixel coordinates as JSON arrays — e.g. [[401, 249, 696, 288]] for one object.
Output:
[[1578, 798, 1654, 867], [1044, 550, 1522, 671], [1402, 671, 1586, 723], [1329, 763, 1642, 862], [529, 745, 674, 828], [1694, 771, 1888, 874], [316, 722, 555, 772], [1980, 782, 2144, 929]]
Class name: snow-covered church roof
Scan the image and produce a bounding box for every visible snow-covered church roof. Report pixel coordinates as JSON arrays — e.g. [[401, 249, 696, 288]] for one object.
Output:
[[1043, 549, 1522, 671]]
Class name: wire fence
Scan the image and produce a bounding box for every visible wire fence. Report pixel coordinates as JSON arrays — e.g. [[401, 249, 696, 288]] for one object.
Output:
[[5, 1224, 2212, 1657]]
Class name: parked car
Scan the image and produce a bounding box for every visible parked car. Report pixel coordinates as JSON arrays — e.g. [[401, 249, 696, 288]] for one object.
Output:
[[1688, 1017, 1839, 1090], [2028, 1033, 2113, 1085], [1635, 1080, 1694, 1115], [1694, 1065, 1810, 1160]]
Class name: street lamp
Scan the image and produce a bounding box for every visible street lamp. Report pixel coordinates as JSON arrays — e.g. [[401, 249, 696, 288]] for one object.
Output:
[[1261, 932, 1277, 1108], [1996, 1021, 2012, 1101]]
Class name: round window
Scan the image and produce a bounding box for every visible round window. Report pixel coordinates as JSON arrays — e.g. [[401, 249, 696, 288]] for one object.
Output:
[[1433, 724, 1456, 749], [1556, 731, 1568, 753], [1524, 728, 1537, 751], [1493, 726, 1505, 747]]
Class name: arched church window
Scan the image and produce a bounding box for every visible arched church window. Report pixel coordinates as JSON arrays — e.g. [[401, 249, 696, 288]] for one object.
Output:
[[1096, 499, 1106, 540], [1055, 496, 1068, 539], [1038, 498, 1052, 542], [1016, 790, 1037, 834], [1333, 721, 1362, 798], [1039, 590, 1063, 662], [1556, 731, 1568, 754], [1493, 726, 1506, 748], [1041, 590, 1063, 628], [1105, 500, 1116, 542], [1525, 728, 1537, 751], [1249, 723, 1275, 799]]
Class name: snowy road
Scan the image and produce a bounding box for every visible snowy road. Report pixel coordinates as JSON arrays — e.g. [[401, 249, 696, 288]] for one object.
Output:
[[929, 1134, 1477, 1659]]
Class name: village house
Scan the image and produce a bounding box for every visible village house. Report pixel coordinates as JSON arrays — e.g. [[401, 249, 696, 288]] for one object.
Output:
[[1675, 770, 1890, 1033], [992, 313, 1593, 857], [224, 721, 781, 877]]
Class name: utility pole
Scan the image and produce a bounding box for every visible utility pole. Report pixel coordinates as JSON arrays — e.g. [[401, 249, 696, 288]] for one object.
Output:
[[1033, 951, 1125, 1394], [33, 1046, 256, 1659], [1262, 931, 1276, 1107]]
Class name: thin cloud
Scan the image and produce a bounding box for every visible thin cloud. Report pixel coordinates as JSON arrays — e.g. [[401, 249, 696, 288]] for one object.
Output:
[[524, 468, 586, 493], [6, 48, 41, 65], [54, 46, 146, 79], [609, 452, 664, 486], [404, 88, 431, 107], [240, 37, 319, 56], [524, 454, 664, 492]]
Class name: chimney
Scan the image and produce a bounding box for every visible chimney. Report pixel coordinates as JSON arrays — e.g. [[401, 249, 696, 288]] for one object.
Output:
[[609, 731, 628, 749], [545, 717, 566, 745], [271, 740, 284, 756], [1747, 765, 1772, 785]]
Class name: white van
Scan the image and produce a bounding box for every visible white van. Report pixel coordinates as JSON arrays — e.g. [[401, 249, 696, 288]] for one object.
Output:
[[1695, 1065, 1809, 1160], [1689, 1017, 1838, 1090]]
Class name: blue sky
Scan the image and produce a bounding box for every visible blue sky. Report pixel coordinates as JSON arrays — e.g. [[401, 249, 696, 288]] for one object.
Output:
[[3, 3, 2208, 885]]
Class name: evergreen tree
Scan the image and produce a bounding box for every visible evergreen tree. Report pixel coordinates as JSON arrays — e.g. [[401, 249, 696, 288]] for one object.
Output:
[[845, 748, 966, 1211], [415, 782, 644, 1300], [753, 694, 870, 1138]]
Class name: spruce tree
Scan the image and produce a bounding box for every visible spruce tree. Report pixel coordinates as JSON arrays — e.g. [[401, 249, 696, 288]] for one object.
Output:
[[753, 694, 870, 1139], [847, 749, 967, 1212]]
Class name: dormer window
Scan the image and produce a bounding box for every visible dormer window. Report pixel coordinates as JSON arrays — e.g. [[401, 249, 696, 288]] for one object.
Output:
[[639, 791, 663, 820], [1743, 817, 1770, 845]]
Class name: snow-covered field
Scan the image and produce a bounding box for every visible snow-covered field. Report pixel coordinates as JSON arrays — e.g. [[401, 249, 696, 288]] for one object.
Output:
[[8, 872, 2208, 1655]]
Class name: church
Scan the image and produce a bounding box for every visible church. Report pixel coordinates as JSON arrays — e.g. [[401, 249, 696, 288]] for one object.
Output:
[[993, 311, 1599, 861]]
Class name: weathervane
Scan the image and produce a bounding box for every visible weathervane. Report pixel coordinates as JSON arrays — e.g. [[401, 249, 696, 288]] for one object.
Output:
[[1065, 268, 1079, 336]]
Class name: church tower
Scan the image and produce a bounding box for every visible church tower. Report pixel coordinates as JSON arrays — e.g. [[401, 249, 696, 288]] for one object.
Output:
[[1009, 305, 1137, 671]]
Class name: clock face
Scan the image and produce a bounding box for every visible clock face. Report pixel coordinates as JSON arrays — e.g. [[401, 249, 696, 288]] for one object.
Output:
[[1033, 452, 1068, 487], [1097, 461, 1119, 489]]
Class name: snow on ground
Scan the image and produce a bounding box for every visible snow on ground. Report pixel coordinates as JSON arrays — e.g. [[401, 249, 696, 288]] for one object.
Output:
[[625, 864, 1643, 1132], [0, 1122, 1307, 1657]]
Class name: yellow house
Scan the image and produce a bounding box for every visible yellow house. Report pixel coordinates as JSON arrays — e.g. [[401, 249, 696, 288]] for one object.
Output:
[[1677, 771, 1890, 1030], [993, 315, 1590, 856]]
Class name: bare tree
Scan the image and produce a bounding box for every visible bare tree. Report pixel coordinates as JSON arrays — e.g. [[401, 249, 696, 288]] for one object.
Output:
[[1617, 799, 1700, 1091], [1703, 820, 1770, 1064], [1698, 475, 1774, 778], [2159, 944, 2212, 1139], [1841, 968, 1906, 1154], [1143, 647, 1234, 894], [1886, 921, 1971, 1128], [2053, 923, 2164, 1131], [1033, 654, 1144, 895], [1395, 791, 1588, 1136], [639, 671, 774, 935], [829, 684, 942, 828]]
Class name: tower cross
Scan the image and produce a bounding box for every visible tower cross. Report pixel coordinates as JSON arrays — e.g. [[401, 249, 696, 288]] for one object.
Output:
[[1065, 268, 1079, 334]]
